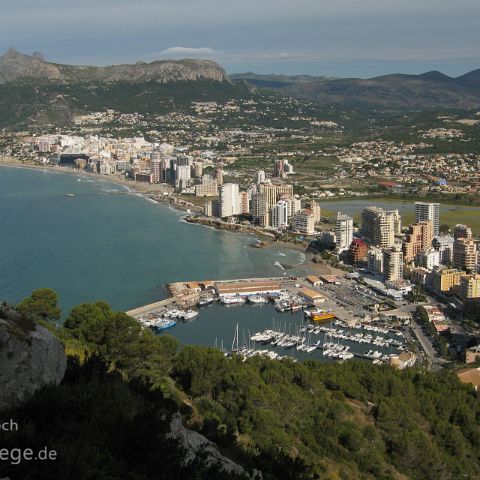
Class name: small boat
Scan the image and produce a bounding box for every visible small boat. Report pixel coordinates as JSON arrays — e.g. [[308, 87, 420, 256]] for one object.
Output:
[[222, 296, 245, 305], [181, 310, 199, 321], [310, 312, 335, 323], [198, 296, 214, 306], [153, 318, 177, 331], [66, 193, 75, 197], [248, 295, 268, 304]]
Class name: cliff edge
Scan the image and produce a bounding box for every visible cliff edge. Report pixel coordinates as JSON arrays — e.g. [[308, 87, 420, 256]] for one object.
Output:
[[0, 307, 66, 411]]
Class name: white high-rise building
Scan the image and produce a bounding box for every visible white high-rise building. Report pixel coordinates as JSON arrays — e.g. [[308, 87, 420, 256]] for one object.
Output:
[[307, 201, 321, 223], [285, 196, 301, 217], [432, 235, 454, 264], [272, 200, 289, 229], [367, 247, 384, 274], [257, 170, 266, 184], [175, 165, 191, 188], [291, 210, 315, 235], [417, 247, 441, 270], [415, 202, 440, 236], [335, 212, 353, 252], [220, 183, 240, 218], [386, 209, 402, 235]]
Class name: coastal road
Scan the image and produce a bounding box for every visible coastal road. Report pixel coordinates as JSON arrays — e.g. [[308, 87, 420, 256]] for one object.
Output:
[[409, 317, 446, 371]]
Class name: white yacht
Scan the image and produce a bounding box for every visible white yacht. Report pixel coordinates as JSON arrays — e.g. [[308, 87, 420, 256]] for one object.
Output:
[[222, 296, 246, 305]]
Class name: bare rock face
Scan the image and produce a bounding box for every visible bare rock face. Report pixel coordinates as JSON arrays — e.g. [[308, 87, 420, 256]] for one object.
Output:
[[0, 313, 67, 411], [0, 48, 63, 83], [168, 413, 261, 478], [0, 49, 229, 84]]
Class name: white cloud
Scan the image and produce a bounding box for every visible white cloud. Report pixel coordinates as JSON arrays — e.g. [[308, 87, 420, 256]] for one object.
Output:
[[160, 47, 218, 57], [154, 47, 305, 63]]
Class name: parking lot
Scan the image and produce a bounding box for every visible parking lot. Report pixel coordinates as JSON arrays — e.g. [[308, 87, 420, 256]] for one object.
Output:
[[291, 276, 399, 324]]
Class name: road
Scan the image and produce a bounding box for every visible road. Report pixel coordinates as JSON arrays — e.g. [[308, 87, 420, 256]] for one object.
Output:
[[409, 317, 446, 371]]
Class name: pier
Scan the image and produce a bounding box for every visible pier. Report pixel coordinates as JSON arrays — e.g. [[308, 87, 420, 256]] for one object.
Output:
[[127, 276, 297, 319], [126, 297, 176, 318]]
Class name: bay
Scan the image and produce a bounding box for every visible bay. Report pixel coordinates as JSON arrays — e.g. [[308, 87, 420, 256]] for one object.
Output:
[[0, 166, 306, 314]]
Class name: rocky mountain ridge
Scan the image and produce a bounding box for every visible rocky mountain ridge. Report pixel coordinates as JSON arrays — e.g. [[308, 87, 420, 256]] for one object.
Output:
[[1, 48, 480, 110], [0, 48, 228, 84]]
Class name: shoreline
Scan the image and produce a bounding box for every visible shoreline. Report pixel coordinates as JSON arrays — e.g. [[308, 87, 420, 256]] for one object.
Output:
[[0, 161, 357, 285], [0, 161, 314, 257], [3, 160, 480, 209], [0, 160, 202, 212]]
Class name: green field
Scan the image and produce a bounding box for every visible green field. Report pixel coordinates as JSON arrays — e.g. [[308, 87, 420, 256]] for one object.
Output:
[[321, 202, 480, 235]]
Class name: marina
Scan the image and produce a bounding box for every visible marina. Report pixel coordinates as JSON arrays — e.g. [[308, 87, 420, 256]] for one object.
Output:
[[127, 274, 410, 366]]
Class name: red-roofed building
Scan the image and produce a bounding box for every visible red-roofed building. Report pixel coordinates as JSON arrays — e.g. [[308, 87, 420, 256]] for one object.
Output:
[[347, 239, 368, 265]]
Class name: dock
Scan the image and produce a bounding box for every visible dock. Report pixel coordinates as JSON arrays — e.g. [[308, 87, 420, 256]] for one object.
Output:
[[126, 276, 297, 319], [126, 297, 176, 319]]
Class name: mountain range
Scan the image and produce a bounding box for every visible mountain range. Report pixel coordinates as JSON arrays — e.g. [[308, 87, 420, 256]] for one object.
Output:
[[0, 48, 479, 114], [232, 70, 480, 109]]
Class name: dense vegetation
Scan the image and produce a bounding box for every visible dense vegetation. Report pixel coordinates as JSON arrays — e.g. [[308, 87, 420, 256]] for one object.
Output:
[[1, 289, 480, 479], [0, 79, 253, 128]]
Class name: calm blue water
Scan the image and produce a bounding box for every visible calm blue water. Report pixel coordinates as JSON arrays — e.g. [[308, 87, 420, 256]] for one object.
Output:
[[171, 303, 402, 361], [0, 166, 306, 315]]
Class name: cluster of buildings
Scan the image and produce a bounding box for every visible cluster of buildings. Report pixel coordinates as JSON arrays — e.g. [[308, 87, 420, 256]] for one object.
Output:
[[205, 177, 320, 235], [5, 98, 479, 202], [329, 201, 480, 311], [198, 166, 479, 312], [333, 140, 480, 194]]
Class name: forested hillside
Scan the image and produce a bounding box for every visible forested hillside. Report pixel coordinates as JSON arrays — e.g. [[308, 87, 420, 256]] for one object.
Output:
[[1, 289, 479, 480], [0, 79, 253, 128]]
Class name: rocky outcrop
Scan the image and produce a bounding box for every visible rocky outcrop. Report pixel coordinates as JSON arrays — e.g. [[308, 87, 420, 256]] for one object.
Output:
[[168, 413, 261, 478], [0, 308, 67, 411], [184, 215, 276, 238], [0, 48, 63, 83], [0, 48, 229, 84]]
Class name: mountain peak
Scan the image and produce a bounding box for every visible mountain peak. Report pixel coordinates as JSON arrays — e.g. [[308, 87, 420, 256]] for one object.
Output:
[[1, 47, 22, 59], [456, 68, 480, 88], [419, 70, 452, 82]]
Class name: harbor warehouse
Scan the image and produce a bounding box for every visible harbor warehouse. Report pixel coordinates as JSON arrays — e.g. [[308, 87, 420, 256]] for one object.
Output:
[[216, 280, 281, 298], [299, 288, 326, 305], [306, 275, 323, 286]]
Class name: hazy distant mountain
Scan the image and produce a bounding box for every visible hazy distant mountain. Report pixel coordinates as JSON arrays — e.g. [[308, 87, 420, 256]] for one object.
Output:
[[231, 72, 334, 88], [233, 70, 480, 109], [0, 48, 228, 84]]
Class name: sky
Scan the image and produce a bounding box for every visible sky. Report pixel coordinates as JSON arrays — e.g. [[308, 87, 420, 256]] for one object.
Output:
[[1, 0, 479, 78]]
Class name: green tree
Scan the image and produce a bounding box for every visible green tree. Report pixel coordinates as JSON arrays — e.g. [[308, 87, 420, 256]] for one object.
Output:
[[16, 288, 61, 322]]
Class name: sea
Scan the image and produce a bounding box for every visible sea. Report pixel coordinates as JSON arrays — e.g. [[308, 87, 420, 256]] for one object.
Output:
[[0, 166, 306, 313], [0, 166, 405, 357]]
